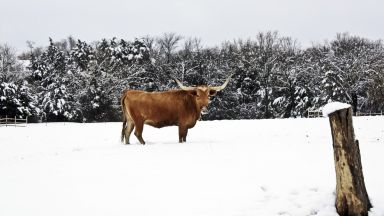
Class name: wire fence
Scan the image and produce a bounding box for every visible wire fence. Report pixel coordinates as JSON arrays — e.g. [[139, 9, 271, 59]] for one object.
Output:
[[307, 110, 383, 118], [307, 110, 323, 118], [1, 111, 382, 125], [0, 116, 28, 127], [356, 111, 383, 116]]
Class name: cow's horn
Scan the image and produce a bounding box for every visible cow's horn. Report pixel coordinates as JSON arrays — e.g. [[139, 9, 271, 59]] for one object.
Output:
[[173, 78, 196, 91], [209, 74, 233, 91]]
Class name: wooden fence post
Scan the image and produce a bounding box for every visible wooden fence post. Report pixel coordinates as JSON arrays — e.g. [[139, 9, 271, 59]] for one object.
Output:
[[324, 102, 371, 216]]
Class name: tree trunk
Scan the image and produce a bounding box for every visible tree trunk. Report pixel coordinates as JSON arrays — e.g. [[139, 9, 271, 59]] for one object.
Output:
[[328, 107, 372, 216], [264, 87, 270, 118], [283, 88, 295, 118], [352, 93, 358, 115]]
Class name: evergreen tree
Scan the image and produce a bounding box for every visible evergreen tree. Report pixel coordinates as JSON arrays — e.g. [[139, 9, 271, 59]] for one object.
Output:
[[29, 38, 79, 121], [0, 81, 38, 118], [70, 39, 93, 71], [78, 77, 117, 122]]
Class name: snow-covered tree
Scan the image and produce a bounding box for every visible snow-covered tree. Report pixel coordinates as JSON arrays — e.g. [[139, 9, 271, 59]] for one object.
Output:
[[272, 39, 305, 118], [29, 38, 80, 121], [78, 77, 117, 122], [16, 33, 384, 121], [70, 39, 93, 71], [0, 81, 38, 118], [309, 33, 384, 113]]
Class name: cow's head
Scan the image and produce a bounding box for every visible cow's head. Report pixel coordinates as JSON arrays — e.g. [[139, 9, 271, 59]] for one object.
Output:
[[174, 74, 233, 114]]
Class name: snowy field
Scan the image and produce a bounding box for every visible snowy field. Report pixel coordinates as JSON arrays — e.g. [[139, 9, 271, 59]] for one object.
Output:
[[0, 117, 383, 216]]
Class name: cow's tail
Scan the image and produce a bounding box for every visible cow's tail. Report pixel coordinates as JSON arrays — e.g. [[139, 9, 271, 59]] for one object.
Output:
[[121, 90, 128, 143]]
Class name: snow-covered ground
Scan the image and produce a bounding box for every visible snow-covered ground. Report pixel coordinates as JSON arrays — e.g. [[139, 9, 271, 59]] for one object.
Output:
[[0, 117, 383, 216]]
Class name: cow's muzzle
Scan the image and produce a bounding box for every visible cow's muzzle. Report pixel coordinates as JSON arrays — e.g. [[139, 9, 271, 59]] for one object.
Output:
[[201, 106, 208, 115]]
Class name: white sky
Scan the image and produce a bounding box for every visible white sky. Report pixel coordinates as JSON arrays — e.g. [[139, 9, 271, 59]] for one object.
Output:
[[1, 0, 383, 52]]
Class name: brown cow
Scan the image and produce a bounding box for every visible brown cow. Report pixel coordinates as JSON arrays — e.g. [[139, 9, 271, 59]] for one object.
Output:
[[121, 74, 232, 144]]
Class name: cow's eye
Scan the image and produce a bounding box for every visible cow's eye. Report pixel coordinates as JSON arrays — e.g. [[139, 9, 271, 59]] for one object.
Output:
[[190, 90, 198, 96], [209, 90, 217, 96]]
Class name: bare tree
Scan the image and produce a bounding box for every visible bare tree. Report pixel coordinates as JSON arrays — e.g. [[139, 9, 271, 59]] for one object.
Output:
[[18, 41, 43, 60], [0, 44, 24, 82], [157, 32, 183, 63], [183, 37, 203, 54], [142, 35, 158, 61], [67, 36, 77, 51], [142, 35, 155, 51]]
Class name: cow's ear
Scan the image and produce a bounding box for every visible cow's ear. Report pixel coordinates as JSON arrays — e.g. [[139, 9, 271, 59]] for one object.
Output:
[[188, 90, 198, 96], [209, 89, 217, 96]]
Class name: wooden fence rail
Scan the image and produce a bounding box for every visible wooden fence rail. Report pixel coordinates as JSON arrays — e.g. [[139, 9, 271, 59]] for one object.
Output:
[[0, 116, 28, 127]]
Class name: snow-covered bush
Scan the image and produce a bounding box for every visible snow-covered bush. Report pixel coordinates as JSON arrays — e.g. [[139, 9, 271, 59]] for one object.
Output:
[[78, 78, 119, 122], [40, 83, 79, 121], [0, 81, 38, 118]]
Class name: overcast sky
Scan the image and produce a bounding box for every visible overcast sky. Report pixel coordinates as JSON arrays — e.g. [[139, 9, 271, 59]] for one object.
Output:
[[1, 0, 383, 52]]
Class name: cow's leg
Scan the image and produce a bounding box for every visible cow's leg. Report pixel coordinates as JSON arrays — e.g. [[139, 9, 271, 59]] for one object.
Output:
[[183, 129, 188, 142], [178, 126, 187, 143], [134, 120, 145, 145], [121, 120, 127, 143], [124, 121, 135, 144]]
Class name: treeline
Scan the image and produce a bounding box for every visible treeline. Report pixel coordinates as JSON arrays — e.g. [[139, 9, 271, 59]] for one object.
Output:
[[1, 32, 384, 122]]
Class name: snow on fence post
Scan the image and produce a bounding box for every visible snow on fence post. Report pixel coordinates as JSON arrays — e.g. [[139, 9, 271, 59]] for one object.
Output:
[[323, 102, 371, 216]]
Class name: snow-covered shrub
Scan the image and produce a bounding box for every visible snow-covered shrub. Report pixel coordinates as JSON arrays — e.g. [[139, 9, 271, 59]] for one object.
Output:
[[0, 81, 39, 118], [40, 83, 79, 121], [78, 78, 118, 122]]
